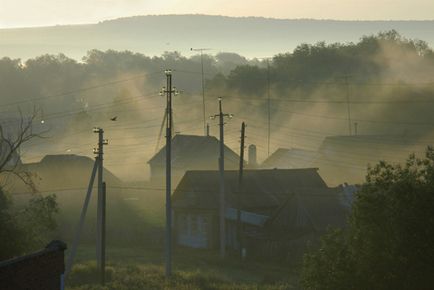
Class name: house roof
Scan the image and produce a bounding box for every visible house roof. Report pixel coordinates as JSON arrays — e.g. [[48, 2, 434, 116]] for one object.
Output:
[[148, 134, 241, 169], [261, 148, 317, 169], [266, 187, 348, 232], [20, 154, 121, 191], [172, 168, 328, 210], [313, 134, 421, 185]]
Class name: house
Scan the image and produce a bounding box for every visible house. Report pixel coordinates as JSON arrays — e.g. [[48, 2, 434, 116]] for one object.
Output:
[[3, 154, 121, 194], [313, 134, 422, 185], [148, 134, 240, 183], [261, 147, 317, 169], [172, 168, 347, 259]]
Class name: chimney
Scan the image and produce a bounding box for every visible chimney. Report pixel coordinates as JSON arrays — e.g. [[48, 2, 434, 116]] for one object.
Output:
[[248, 144, 257, 168]]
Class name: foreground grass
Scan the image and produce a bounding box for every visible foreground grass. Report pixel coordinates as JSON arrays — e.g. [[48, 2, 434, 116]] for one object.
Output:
[[66, 246, 299, 290]]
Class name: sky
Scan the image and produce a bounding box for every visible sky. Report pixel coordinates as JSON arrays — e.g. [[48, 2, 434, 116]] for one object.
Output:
[[1, 0, 434, 28]]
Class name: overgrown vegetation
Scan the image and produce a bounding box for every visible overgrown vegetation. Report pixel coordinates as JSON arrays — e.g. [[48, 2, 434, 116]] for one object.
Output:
[[302, 147, 434, 289], [0, 188, 58, 260], [0, 114, 59, 260], [66, 247, 297, 290]]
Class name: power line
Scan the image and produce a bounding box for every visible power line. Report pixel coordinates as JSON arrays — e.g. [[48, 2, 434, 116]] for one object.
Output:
[[0, 70, 164, 109]]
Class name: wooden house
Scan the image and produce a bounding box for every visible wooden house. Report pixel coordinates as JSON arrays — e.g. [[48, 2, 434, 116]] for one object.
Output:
[[172, 168, 348, 259], [148, 134, 240, 183]]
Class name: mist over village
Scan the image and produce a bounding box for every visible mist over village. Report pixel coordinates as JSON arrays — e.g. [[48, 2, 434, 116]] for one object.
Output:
[[1, 2, 434, 289]]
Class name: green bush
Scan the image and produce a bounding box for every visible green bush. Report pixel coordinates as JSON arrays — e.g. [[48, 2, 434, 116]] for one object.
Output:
[[302, 148, 434, 289]]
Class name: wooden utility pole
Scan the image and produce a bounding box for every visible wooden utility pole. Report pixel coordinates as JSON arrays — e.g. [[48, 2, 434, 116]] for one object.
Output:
[[344, 75, 352, 136], [237, 122, 246, 260], [211, 97, 233, 258], [160, 69, 179, 277], [94, 127, 108, 284]]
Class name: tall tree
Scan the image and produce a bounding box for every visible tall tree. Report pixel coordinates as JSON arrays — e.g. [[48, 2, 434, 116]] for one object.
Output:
[[302, 148, 434, 290]]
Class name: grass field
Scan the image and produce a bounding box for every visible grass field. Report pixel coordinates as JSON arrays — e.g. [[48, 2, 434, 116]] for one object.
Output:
[[66, 245, 300, 290]]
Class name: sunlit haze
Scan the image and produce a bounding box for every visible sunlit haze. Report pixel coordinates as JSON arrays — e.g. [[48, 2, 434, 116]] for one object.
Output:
[[1, 0, 434, 28]]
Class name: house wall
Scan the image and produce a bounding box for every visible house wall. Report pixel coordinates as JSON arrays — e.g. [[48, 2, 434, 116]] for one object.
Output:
[[174, 209, 217, 249], [226, 220, 240, 250]]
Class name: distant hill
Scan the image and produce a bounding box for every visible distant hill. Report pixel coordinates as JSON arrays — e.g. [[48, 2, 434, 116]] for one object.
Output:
[[1, 15, 434, 60]]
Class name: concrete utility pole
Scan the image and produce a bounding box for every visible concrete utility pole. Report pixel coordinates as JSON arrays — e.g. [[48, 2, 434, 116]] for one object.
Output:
[[65, 128, 108, 282], [94, 127, 108, 284], [237, 122, 246, 260], [101, 182, 107, 285], [211, 97, 233, 258], [160, 69, 179, 278], [191, 47, 211, 136]]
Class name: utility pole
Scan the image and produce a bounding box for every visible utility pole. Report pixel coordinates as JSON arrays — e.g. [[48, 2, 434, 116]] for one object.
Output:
[[344, 75, 352, 136], [65, 153, 99, 278], [160, 69, 179, 278], [211, 97, 233, 258], [266, 59, 271, 157], [94, 127, 108, 284], [101, 182, 106, 285], [65, 129, 107, 282], [191, 47, 211, 136], [237, 122, 246, 260]]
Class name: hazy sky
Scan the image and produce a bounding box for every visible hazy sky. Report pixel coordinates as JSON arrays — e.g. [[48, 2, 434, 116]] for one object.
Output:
[[1, 0, 434, 28]]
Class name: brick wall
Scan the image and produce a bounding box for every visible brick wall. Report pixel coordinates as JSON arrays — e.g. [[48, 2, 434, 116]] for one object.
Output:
[[0, 240, 67, 290]]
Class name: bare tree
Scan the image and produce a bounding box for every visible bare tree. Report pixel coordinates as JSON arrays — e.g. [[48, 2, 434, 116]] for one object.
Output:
[[0, 108, 47, 193]]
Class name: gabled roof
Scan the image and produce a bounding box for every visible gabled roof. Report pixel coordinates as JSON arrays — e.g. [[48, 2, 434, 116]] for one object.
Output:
[[20, 154, 121, 190], [266, 187, 348, 232], [172, 168, 328, 210], [148, 134, 241, 169], [261, 148, 317, 169]]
